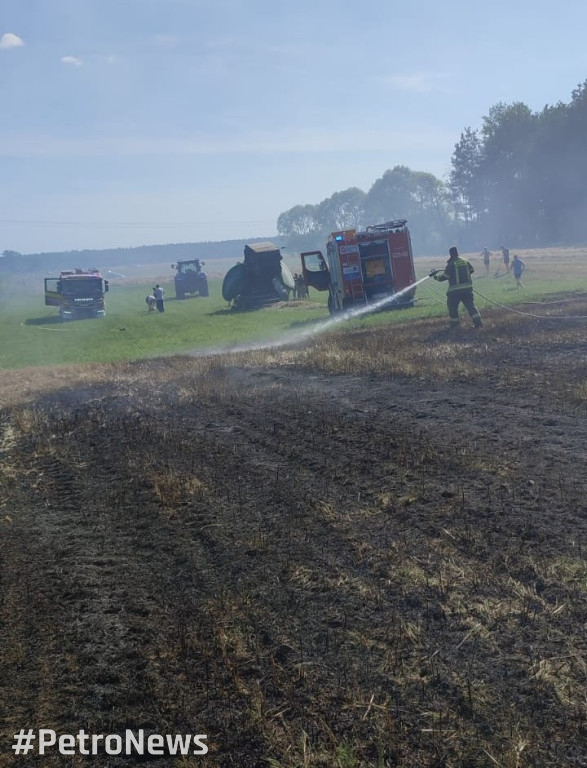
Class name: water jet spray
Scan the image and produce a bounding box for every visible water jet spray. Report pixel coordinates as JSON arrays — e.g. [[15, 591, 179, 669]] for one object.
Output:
[[188, 275, 432, 359]]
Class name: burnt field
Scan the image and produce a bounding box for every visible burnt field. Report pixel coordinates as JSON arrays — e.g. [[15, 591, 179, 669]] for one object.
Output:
[[1, 297, 586, 767]]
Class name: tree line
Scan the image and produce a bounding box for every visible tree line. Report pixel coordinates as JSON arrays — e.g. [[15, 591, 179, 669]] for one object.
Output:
[[0, 238, 278, 275], [277, 81, 587, 255]]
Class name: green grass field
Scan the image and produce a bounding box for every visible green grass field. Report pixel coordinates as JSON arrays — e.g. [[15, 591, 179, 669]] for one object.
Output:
[[0, 248, 585, 369], [0, 277, 328, 369]]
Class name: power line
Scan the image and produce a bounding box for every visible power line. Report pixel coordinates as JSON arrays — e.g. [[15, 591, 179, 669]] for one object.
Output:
[[0, 218, 277, 229]]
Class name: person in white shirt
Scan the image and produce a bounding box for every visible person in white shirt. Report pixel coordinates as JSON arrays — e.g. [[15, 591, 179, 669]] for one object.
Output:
[[154, 284, 165, 313]]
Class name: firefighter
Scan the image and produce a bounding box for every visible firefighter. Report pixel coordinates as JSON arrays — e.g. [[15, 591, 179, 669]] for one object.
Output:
[[430, 246, 482, 328]]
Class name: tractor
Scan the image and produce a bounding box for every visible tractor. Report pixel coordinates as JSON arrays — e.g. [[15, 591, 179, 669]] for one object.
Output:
[[172, 258, 209, 299]]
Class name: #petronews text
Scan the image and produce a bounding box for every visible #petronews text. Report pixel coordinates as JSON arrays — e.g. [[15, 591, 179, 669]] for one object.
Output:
[[11, 728, 208, 756]]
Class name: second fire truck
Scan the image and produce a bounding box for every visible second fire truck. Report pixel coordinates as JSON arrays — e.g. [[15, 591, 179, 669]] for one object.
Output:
[[44, 268, 109, 319]]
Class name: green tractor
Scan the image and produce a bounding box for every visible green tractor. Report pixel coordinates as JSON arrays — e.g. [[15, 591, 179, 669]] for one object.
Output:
[[172, 259, 209, 300]]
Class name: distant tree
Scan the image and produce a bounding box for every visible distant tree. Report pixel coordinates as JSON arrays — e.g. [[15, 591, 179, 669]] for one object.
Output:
[[449, 103, 551, 247], [0, 250, 24, 272], [552, 80, 587, 241], [277, 204, 318, 238], [364, 166, 419, 224], [314, 187, 366, 232], [478, 101, 537, 244], [364, 166, 451, 253], [277, 204, 322, 253], [515, 101, 570, 244], [449, 127, 484, 224]]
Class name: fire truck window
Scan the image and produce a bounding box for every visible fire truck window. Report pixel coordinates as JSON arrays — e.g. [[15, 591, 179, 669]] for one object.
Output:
[[364, 258, 387, 279], [359, 239, 388, 258], [304, 254, 327, 272]]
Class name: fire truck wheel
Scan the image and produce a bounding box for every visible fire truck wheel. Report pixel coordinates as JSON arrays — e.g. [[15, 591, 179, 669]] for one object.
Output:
[[328, 294, 349, 314]]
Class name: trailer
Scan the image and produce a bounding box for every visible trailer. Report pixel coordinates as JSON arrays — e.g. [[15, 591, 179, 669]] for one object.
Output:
[[44, 268, 109, 319], [301, 220, 417, 314], [222, 242, 295, 309]]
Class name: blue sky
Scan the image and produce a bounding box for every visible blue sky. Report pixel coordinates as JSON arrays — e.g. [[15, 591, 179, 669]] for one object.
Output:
[[1, 0, 587, 253]]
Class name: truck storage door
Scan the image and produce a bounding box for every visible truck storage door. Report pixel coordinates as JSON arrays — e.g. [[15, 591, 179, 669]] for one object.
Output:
[[390, 250, 414, 290], [388, 231, 416, 291], [44, 278, 61, 306], [301, 251, 330, 291]]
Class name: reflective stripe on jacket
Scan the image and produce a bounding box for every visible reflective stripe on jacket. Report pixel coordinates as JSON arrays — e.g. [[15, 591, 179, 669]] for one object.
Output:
[[434, 258, 474, 291]]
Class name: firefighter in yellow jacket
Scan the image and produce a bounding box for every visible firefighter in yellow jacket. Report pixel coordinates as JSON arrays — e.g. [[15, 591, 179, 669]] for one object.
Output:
[[430, 246, 482, 328]]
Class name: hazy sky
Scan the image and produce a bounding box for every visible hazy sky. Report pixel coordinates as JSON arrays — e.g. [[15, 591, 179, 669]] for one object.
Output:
[[2, 0, 587, 253]]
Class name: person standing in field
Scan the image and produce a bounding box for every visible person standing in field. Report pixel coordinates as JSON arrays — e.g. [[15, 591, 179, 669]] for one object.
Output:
[[500, 245, 510, 272], [511, 255, 525, 288], [154, 284, 165, 313], [480, 247, 492, 276], [430, 246, 483, 328], [296, 273, 308, 300]]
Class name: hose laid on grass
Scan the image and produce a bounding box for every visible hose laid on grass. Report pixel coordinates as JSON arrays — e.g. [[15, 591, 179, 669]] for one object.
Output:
[[472, 288, 587, 320], [522, 296, 587, 305]]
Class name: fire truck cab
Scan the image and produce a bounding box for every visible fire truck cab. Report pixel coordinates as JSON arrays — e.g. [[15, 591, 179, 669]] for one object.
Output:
[[44, 268, 109, 319], [301, 219, 416, 314]]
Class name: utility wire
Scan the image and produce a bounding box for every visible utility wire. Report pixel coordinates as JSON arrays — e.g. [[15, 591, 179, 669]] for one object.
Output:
[[0, 218, 277, 229]]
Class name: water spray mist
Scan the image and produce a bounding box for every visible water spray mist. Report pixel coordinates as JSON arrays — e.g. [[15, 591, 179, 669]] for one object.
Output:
[[189, 275, 432, 358]]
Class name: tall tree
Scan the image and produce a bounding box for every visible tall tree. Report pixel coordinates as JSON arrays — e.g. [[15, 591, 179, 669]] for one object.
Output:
[[277, 204, 318, 238], [364, 166, 419, 224], [315, 188, 366, 232], [523, 101, 569, 243], [449, 127, 484, 224], [557, 80, 587, 241], [277, 204, 320, 253], [365, 166, 451, 252], [478, 101, 536, 244]]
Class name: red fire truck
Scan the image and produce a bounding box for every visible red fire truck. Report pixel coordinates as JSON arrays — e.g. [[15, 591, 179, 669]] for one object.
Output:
[[44, 268, 109, 319], [301, 219, 417, 314]]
